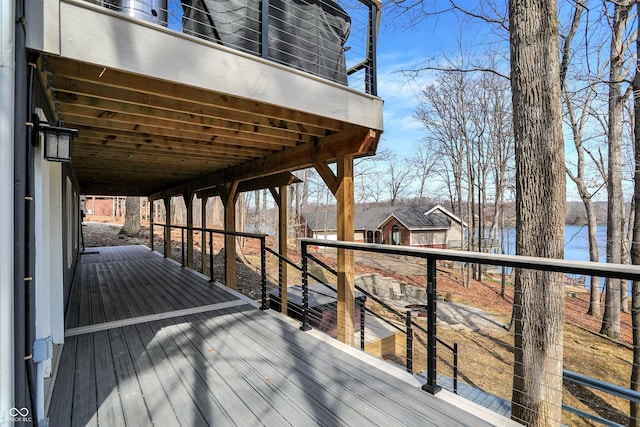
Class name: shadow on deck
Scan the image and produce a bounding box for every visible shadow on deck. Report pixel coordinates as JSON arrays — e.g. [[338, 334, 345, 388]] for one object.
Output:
[[49, 245, 509, 426]]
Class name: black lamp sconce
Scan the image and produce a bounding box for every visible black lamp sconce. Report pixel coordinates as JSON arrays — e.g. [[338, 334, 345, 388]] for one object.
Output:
[[32, 115, 78, 162]]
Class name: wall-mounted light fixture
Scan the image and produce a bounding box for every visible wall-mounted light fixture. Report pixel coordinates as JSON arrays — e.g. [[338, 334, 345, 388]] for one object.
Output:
[[32, 115, 78, 163]]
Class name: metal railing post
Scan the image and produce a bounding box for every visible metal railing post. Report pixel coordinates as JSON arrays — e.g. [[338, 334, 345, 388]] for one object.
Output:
[[422, 257, 441, 394], [359, 297, 365, 351], [300, 241, 311, 331], [209, 231, 214, 282], [260, 237, 268, 310], [260, 0, 269, 59], [453, 342, 459, 394], [406, 310, 413, 373], [366, 2, 378, 96], [149, 201, 154, 252], [180, 227, 185, 267]]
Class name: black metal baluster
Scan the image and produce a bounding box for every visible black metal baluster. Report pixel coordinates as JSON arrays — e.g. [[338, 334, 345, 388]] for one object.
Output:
[[260, 237, 268, 310], [422, 257, 441, 394], [406, 310, 413, 373], [300, 242, 311, 331]]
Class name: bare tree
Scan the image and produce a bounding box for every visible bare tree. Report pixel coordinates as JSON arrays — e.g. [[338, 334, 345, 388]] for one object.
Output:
[[601, 0, 634, 341], [409, 142, 438, 203], [509, 1, 566, 425], [415, 71, 474, 219], [564, 75, 608, 317], [383, 154, 412, 205], [630, 5, 640, 424], [354, 149, 392, 203]]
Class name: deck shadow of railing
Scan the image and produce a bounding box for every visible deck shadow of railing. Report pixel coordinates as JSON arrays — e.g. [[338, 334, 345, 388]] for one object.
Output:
[[147, 221, 640, 426], [297, 238, 640, 427]]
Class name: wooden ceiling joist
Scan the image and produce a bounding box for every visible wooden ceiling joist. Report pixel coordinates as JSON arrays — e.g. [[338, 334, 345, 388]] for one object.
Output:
[[195, 172, 302, 199], [149, 127, 379, 200], [38, 55, 381, 197], [45, 57, 344, 133]]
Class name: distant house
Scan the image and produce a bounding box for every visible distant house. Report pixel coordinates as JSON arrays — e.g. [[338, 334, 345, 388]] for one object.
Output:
[[379, 205, 465, 248], [302, 205, 466, 248]]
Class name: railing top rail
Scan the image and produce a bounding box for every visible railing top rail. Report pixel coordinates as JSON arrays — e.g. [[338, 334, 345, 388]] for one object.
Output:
[[156, 223, 267, 239], [564, 369, 640, 404], [299, 238, 640, 281]]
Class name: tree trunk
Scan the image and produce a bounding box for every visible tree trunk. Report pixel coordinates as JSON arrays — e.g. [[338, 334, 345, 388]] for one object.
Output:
[[509, 1, 566, 425], [254, 189, 261, 233], [623, 198, 634, 313], [601, 2, 631, 341], [121, 196, 141, 237], [586, 197, 601, 317], [630, 11, 640, 423]]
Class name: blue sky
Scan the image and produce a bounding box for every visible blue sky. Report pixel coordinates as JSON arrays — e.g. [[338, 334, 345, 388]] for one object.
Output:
[[372, 10, 503, 159]]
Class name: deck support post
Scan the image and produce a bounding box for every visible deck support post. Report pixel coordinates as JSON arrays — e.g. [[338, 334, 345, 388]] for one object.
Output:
[[149, 198, 154, 251], [183, 191, 194, 269], [201, 196, 208, 275], [314, 156, 356, 345], [223, 181, 239, 289], [163, 196, 171, 258], [336, 155, 355, 345], [270, 186, 288, 314]]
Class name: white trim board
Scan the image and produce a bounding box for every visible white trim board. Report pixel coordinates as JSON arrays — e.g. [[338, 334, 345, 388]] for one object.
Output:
[[64, 299, 250, 337]]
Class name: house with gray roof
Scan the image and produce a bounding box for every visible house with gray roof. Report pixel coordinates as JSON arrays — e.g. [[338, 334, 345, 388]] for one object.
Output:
[[302, 204, 466, 248]]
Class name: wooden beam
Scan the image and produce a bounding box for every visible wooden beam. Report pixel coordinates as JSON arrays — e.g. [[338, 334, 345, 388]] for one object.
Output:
[[183, 191, 195, 269], [196, 173, 302, 200], [269, 187, 280, 205], [226, 127, 374, 184], [336, 155, 355, 345], [313, 161, 338, 195], [201, 196, 208, 275], [271, 186, 289, 315], [149, 171, 224, 201], [163, 196, 172, 259], [149, 198, 155, 251], [150, 127, 377, 201], [223, 182, 239, 289]]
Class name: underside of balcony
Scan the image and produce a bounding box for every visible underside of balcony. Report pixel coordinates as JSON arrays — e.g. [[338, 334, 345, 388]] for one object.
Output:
[[30, 0, 383, 197]]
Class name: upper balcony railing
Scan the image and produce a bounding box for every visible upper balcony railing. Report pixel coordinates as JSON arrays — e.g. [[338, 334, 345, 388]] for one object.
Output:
[[91, 0, 379, 95]]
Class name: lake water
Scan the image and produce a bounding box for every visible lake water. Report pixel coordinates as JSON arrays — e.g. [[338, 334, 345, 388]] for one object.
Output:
[[501, 224, 608, 261], [500, 224, 629, 293]]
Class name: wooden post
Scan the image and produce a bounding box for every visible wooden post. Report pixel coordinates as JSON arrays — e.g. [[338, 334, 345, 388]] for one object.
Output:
[[313, 158, 356, 345], [223, 182, 238, 289], [183, 191, 194, 269], [278, 185, 288, 314], [201, 196, 208, 275], [336, 155, 355, 345], [149, 198, 154, 251], [163, 196, 172, 258], [270, 186, 288, 314]]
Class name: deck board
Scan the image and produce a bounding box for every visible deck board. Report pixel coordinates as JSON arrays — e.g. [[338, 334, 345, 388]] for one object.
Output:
[[108, 327, 153, 427], [51, 245, 510, 427], [93, 330, 126, 427], [67, 246, 238, 329], [133, 321, 214, 427]]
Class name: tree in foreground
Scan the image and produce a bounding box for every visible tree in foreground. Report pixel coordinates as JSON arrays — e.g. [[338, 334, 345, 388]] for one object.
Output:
[[121, 196, 141, 237], [509, 1, 566, 425], [630, 4, 640, 425]]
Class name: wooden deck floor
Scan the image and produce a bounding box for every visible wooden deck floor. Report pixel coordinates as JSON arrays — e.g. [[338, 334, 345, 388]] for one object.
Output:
[[66, 246, 241, 331], [50, 246, 508, 426]]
